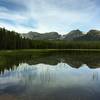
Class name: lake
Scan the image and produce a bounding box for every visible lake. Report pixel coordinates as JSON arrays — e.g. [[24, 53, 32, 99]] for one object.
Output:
[[0, 50, 100, 100]]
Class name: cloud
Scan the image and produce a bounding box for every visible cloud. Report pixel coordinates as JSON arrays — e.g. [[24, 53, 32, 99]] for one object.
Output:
[[0, 0, 27, 12], [0, 0, 100, 34]]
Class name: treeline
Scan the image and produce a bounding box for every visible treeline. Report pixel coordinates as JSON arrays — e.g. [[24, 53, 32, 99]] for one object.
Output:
[[1, 27, 100, 50], [31, 40, 100, 49], [0, 27, 32, 49]]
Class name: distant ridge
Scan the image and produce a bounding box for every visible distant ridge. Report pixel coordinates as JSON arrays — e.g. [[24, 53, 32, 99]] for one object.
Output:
[[74, 30, 100, 41], [63, 29, 84, 40], [22, 32, 61, 40], [22, 29, 100, 41]]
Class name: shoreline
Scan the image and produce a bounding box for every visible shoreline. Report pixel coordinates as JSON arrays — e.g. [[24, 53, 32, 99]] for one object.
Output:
[[1, 49, 100, 53]]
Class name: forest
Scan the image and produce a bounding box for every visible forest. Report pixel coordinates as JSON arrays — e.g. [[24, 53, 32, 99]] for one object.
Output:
[[1, 27, 100, 50]]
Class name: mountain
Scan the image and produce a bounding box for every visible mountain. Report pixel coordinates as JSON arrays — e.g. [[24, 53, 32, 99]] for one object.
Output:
[[22, 29, 100, 41], [74, 30, 100, 41], [22, 32, 61, 40], [63, 29, 84, 40]]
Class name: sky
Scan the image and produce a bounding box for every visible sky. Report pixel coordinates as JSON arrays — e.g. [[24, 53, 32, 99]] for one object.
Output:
[[0, 0, 100, 34]]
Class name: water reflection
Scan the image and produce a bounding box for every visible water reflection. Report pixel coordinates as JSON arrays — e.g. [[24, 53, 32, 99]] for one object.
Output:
[[1, 51, 100, 72], [0, 51, 100, 100], [0, 62, 100, 100]]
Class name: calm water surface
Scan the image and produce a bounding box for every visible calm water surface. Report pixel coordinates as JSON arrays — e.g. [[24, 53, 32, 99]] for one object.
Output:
[[0, 51, 100, 100]]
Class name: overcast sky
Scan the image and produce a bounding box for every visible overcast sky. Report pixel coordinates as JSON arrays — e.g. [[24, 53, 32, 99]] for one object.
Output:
[[0, 0, 100, 34]]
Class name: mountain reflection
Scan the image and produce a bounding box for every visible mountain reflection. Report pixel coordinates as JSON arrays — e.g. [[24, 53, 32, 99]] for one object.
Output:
[[0, 51, 100, 73], [0, 63, 100, 86], [0, 62, 100, 100]]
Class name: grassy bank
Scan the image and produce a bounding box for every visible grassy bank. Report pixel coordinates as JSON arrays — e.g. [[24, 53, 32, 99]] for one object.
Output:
[[0, 49, 100, 57]]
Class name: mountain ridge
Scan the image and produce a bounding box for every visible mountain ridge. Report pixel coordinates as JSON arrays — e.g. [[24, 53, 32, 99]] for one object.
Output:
[[22, 29, 100, 41]]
